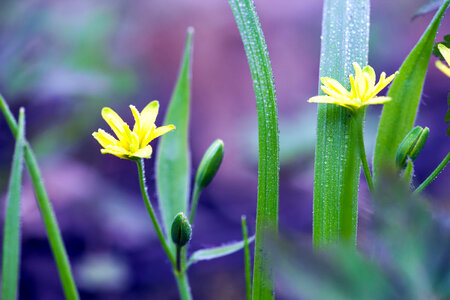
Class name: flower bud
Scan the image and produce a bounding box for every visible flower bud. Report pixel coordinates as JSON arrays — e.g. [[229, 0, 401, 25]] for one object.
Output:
[[395, 126, 429, 169], [195, 139, 224, 189], [171, 212, 192, 247]]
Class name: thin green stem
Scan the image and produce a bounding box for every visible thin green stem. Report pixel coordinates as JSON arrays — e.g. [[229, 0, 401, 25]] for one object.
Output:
[[413, 152, 450, 195], [2, 108, 25, 300], [354, 112, 374, 194], [174, 272, 193, 300], [0, 95, 80, 300], [136, 159, 176, 268], [176, 245, 182, 272], [189, 183, 201, 225], [241, 216, 252, 300]]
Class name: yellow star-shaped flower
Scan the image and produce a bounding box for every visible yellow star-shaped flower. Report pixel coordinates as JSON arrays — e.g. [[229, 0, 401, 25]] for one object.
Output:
[[92, 100, 175, 160], [435, 44, 450, 77], [308, 62, 398, 112]]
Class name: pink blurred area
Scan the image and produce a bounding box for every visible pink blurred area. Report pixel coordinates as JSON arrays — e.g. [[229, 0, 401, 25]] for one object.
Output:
[[0, 0, 449, 299]]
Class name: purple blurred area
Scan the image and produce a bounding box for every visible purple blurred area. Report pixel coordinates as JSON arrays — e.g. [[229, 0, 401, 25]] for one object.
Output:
[[0, 0, 449, 299]]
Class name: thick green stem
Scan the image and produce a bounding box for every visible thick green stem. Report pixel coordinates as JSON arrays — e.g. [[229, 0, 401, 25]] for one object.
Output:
[[136, 160, 176, 268], [312, 0, 369, 247], [413, 152, 450, 195], [174, 272, 193, 300], [0, 95, 80, 300]]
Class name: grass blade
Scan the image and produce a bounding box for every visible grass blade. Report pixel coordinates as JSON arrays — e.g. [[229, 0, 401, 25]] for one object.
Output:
[[1, 108, 25, 300], [228, 0, 280, 298], [373, 1, 449, 184], [313, 0, 370, 246], [156, 28, 194, 249], [241, 216, 252, 300], [187, 236, 255, 266], [0, 95, 80, 300]]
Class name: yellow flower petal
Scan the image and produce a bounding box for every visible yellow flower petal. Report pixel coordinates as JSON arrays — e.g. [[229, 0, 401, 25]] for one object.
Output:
[[92, 129, 118, 148], [362, 65, 376, 87], [438, 44, 450, 65], [321, 77, 350, 96], [132, 145, 153, 158], [362, 96, 392, 106], [130, 105, 141, 134], [307, 96, 355, 109], [140, 100, 159, 133], [101, 107, 127, 141], [152, 124, 176, 140], [436, 60, 450, 77]]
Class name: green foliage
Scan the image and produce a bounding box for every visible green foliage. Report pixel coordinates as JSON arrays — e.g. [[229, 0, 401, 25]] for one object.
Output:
[[228, 0, 280, 298], [0, 95, 80, 299], [274, 178, 450, 300], [395, 126, 429, 169], [432, 35, 450, 60], [313, 0, 370, 246], [156, 28, 193, 250], [188, 236, 255, 267], [373, 1, 449, 184], [1, 108, 25, 300]]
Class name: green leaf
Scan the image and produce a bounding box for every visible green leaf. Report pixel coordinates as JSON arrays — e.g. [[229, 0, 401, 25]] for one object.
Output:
[[313, 0, 370, 246], [373, 1, 449, 184], [187, 236, 255, 266], [1, 108, 25, 300], [228, 0, 280, 298], [0, 95, 80, 300], [156, 28, 193, 250]]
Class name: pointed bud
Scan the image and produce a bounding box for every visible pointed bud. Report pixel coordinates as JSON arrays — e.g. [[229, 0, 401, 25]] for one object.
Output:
[[171, 212, 192, 247], [195, 139, 224, 189], [396, 126, 429, 169]]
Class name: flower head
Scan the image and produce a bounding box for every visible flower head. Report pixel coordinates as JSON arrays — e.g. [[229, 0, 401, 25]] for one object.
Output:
[[435, 44, 450, 77], [308, 62, 398, 112], [92, 100, 175, 160]]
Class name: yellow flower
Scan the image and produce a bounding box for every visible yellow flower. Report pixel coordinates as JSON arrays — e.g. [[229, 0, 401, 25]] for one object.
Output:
[[308, 62, 398, 112], [435, 44, 450, 77], [92, 100, 175, 160]]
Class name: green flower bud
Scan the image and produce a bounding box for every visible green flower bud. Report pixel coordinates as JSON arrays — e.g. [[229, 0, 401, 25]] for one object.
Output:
[[195, 139, 224, 189], [395, 126, 429, 169], [171, 212, 192, 247]]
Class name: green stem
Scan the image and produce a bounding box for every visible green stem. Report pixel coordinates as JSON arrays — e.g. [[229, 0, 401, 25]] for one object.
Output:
[[189, 183, 201, 225], [174, 272, 193, 300], [413, 152, 450, 195], [0, 95, 80, 300], [2, 108, 25, 300], [136, 159, 176, 268], [354, 112, 374, 194], [241, 216, 252, 300], [176, 245, 182, 272]]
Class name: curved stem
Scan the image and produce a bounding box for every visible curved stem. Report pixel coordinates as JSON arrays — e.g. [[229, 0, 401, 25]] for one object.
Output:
[[0, 95, 80, 300], [136, 159, 176, 268], [413, 152, 450, 195], [189, 183, 201, 225], [354, 112, 374, 194]]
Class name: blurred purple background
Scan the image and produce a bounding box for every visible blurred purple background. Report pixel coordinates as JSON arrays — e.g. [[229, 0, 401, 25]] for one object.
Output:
[[0, 0, 449, 299]]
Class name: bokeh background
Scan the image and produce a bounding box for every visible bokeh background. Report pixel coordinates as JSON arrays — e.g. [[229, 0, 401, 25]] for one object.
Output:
[[0, 0, 449, 299]]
